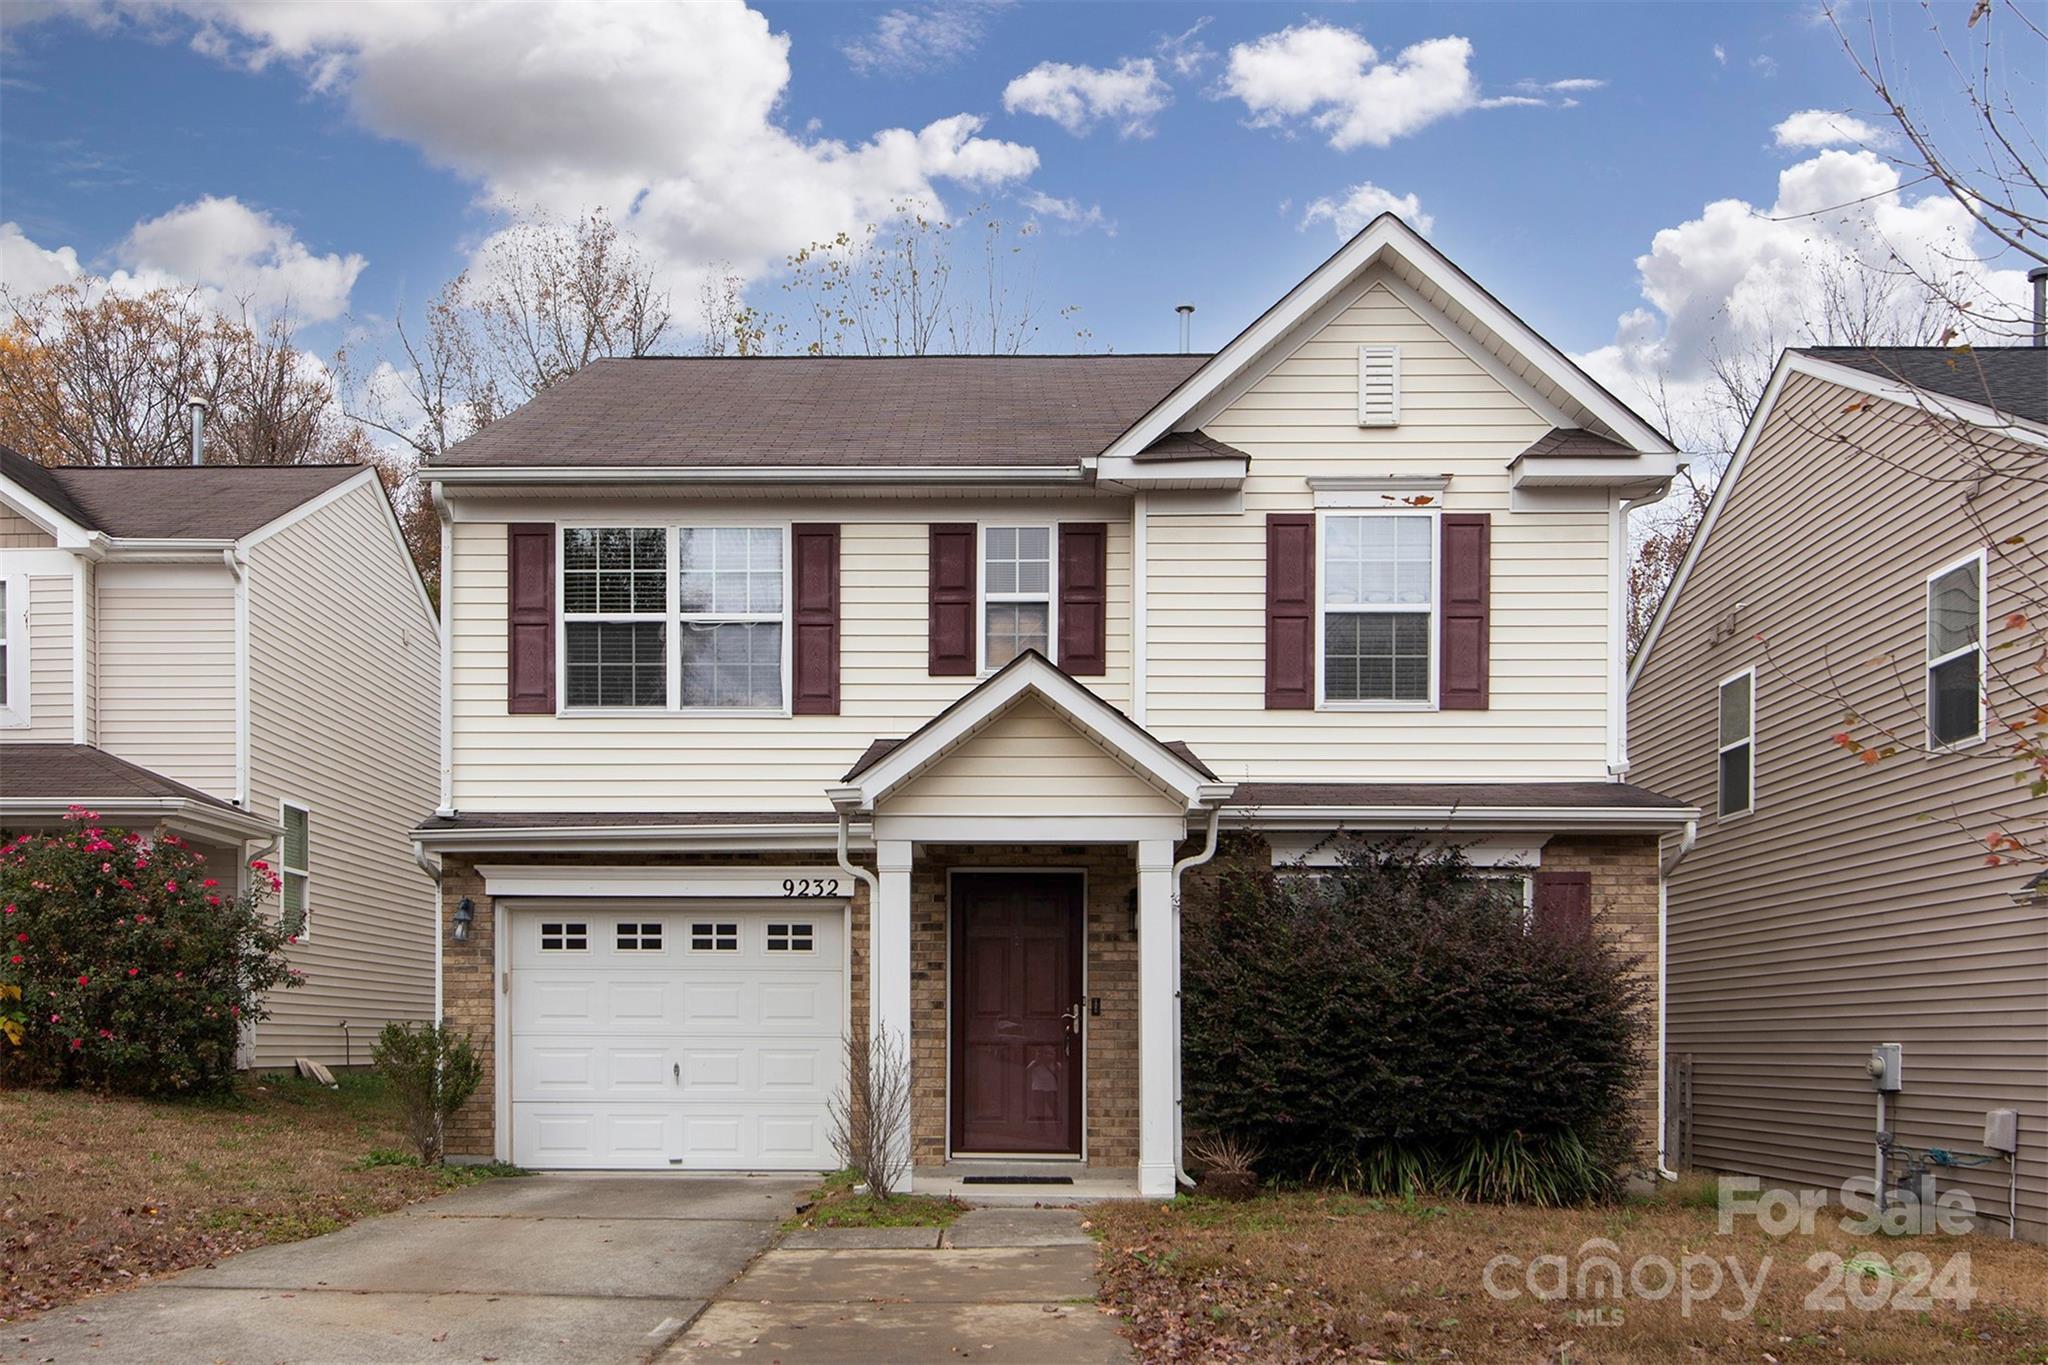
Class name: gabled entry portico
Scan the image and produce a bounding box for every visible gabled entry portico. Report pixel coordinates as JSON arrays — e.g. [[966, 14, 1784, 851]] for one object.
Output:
[[828, 652, 1232, 1197]]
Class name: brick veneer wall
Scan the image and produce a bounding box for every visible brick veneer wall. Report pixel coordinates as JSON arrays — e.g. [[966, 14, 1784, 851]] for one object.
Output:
[[1538, 832, 1665, 1172], [908, 844, 1140, 1170]]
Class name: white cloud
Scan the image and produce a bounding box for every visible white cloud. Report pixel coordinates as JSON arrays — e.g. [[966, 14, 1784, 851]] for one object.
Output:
[[2, 198, 362, 322], [1712, 43, 1727, 64], [1772, 108, 1892, 149], [0, 220, 83, 297], [841, 4, 993, 76], [1219, 23, 1481, 150], [1513, 76, 1605, 94], [1020, 189, 1111, 234], [1573, 148, 2030, 446], [1300, 183, 1433, 237], [1003, 57, 1171, 138], [113, 196, 364, 320], [78, 2, 1039, 306], [1155, 17, 1214, 78]]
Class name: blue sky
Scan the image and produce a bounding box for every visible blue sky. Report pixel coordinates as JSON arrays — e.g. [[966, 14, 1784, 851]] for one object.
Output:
[[1, 2, 2036, 443]]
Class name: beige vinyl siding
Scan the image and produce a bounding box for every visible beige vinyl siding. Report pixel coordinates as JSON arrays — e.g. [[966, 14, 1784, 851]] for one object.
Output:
[[246, 479, 439, 1069], [94, 561, 238, 800], [12, 572, 75, 740], [0, 506, 57, 548], [886, 695, 1182, 817], [449, 497, 1133, 810], [1149, 275, 1612, 780], [1630, 370, 2048, 1241]]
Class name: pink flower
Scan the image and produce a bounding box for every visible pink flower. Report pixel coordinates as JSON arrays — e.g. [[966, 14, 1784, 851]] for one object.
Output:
[[13, 933, 25, 943], [128, 967, 139, 977], [207, 896, 222, 907], [69, 1037, 82, 1050], [164, 881, 179, 893], [8, 955, 21, 966], [2, 903, 12, 914], [229, 1005, 240, 1017], [48, 1013, 60, 1023], [249, 860, 269, 872], [77, 974, 89, 986], [202, 879, 218, 889]]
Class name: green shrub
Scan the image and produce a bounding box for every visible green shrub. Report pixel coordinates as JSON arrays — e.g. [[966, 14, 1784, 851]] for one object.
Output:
[[0, 810, 302, 1094], [371, 1020, 483, 1164], [1181, 837, 1648, 1205]]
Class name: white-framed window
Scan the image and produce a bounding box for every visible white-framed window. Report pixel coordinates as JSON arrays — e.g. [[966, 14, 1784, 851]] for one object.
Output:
[[559, 525, 788, 713], [766, 921, 815, 953], [615, 920, 665, 951], [0, 575, 25, 727], [690, 921, 740, 952], [1318, 510, 1438, 707], [678, 526, 785, 709], [563, 527, 668, 708], [540, 920, 589, 951], [1717, 669, 1754, 818], [280, 801, 311, 938], [1926, 551, 1985, 748], [980, 525, 1055, 671]]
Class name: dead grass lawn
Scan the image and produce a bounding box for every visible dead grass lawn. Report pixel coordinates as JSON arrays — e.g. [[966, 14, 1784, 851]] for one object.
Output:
[[2, 1075, 517, 1322], [1093, 1177, 2048, 1363]]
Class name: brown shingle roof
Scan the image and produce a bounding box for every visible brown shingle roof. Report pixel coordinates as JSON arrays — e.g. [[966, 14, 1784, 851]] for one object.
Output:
[[1228, 781, 1691, 811], [1133, 430, 1255, 463], [0, 447, 366, 540], [1515, 428, 1638, 460], [0, 741, 247, 813], [1797, 346, 2046, 424], [434, 355, 1211, 468]]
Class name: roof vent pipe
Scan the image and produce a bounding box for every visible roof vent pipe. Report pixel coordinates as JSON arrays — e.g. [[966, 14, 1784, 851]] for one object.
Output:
[[187, 396, 209, 466], [1175, 303, 1194, 355], [2029, 266, 2047, 347]]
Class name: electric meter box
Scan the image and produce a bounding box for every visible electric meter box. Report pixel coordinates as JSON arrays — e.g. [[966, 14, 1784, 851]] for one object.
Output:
[[1867, 1043, 1903, 1092], [1985, 1108, 2018, 1155]]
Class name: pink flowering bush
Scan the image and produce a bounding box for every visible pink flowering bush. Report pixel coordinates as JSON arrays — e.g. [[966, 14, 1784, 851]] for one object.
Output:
[[0, 809, 302, 1095]]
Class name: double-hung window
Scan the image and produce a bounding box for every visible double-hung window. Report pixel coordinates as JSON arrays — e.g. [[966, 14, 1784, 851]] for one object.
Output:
[[0, 576, 23, 727], [561, 526, 786, 711], [564, 528, 668, 707], [677, 527, 784, 708], [1717, 670, 1754, 818], [982, 525, 1053, 670], [1321, 512, 1435, 704], [280, 802, 311, 938], [1926, 553, 1984, 747]]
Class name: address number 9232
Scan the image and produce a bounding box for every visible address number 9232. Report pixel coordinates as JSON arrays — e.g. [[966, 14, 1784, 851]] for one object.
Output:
[[781, 877, 843, 898]]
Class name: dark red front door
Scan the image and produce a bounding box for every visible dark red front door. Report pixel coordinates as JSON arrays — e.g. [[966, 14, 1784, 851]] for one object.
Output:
[[951, 872, 1084, 1155]]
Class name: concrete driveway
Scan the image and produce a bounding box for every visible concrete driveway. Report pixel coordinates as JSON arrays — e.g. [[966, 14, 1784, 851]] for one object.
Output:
[[5, 1174, 807, 1365]]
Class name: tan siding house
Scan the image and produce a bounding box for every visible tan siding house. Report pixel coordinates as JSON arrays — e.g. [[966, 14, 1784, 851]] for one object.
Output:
[[1629, 349, 2048, 1241], [417, 216, 1697, 1195], [0, 453, 440, 1071]]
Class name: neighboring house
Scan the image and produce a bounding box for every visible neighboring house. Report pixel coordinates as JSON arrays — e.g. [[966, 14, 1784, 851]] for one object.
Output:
[[1629, 345, 2048, 1241], [412, 214, 1697, 1194], [0, 447, 441, 1070]]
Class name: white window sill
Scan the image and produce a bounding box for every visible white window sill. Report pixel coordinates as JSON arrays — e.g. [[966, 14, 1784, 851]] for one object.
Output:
[[1316, 701, 1438, 713], [557, 706, 794, 720], [0, 714, 28, 729]]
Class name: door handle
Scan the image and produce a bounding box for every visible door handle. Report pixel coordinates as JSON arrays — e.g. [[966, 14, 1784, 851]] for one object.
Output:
[[673, 1063, 680, 1085], [1063, 1003, 1084, 1036]]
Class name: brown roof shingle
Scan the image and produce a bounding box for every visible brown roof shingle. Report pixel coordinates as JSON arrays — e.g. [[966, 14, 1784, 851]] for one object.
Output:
[[0, 741, 248, 813], [0, 446, 366, 540], [1515, 428, 1638, 460], [1228, 781, 1691, 811], [1133, 430, 1255, 463], [434, 355, 1211, 469]]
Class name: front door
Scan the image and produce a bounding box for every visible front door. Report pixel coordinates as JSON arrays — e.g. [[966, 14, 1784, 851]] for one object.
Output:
[[951, 872, 1085, 1155]]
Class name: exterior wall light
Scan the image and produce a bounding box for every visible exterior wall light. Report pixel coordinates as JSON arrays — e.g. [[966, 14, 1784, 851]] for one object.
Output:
[[453, 897, 475, 943]]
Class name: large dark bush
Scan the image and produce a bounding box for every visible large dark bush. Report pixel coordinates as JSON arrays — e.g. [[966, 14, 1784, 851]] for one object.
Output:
[[1182, 837, 1648, 1204], [0, 809, 302, 1094]]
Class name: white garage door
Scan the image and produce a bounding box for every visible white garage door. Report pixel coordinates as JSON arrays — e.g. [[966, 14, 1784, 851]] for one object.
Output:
[[508, 905, 844, 1171]]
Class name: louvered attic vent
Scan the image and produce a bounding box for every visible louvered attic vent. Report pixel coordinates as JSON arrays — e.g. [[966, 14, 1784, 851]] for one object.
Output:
[[1357, 344, 1401, 427]]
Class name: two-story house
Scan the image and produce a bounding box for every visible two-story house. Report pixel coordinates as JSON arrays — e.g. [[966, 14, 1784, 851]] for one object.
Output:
[[413, 215, 1697, 1196], [1629, 344, 2048, 1241], [0, 447, 441, 1070]]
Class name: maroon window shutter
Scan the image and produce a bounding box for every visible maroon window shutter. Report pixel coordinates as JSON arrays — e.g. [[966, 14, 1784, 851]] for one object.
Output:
[[1532, 870, 1592, 940], [1057, 522, 1108, 676], [928, 523, 976, 676], [1265, 513, 1315, 709], [1439, 512, 1491, 710], [506, 522, 555, 714], [791, 523, 840, 715]]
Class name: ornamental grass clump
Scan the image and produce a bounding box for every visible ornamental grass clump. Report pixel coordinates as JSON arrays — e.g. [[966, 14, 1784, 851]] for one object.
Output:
[[1181, 837, 1648, 1206], [0, 808, 303, 1095]]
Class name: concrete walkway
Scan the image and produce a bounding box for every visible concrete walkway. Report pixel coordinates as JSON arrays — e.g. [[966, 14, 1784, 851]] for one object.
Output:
[[5, 1175, 806, 1365], [666, 1208, 1129, 1363]]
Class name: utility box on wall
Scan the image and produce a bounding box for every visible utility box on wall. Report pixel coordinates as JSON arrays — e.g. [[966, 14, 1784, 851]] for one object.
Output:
[[1867, 1043, 1903, 1092], [1986, 1108, 2019, 1155]]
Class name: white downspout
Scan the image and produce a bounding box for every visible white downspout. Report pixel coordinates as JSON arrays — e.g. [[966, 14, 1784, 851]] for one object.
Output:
[[415, 842, 444, 1024], [1655, 818, 1698, 1181], [1169, 805, 1223, 1189], [835, 809, 880, 1039]]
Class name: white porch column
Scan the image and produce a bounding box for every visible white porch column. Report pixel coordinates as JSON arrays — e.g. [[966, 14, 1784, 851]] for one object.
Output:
[[872, 839, 916, 1193], [1137, 838, 1178, 1198]]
